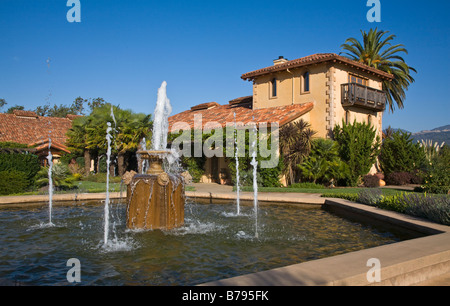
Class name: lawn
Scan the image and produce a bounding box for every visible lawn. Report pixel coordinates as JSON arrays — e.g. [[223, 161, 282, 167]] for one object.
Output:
[[238, 185, 413, 196]]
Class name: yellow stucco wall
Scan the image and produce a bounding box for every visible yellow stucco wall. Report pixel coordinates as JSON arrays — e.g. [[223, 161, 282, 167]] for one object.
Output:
[[252, 62, 384, 140]]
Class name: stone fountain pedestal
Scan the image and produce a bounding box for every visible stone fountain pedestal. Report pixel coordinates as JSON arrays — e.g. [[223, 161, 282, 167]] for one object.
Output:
[[125, 150, 189, 230]]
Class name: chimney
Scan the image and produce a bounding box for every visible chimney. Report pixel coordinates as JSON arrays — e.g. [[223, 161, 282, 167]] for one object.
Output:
[[273, 56, 288, 65]]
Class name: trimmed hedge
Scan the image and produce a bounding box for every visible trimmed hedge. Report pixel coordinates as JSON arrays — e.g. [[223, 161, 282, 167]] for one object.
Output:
[[0, 170, 29, 195], [0, 152, 40, 187]]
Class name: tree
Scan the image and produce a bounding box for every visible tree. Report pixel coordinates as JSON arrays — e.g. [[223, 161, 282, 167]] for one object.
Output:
[[7, 105, 25, 113], [341, 28, 416, 112], [0, 99, 6, 111], [333, 120, 381, 186], [379, 130, 426, 176], [298, 138, 349, 185], [66, 103, 152, 176], [279, 119, 316, 185]]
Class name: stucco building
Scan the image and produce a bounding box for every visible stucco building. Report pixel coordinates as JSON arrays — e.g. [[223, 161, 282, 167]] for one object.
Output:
[[169, 53, 393, 184]]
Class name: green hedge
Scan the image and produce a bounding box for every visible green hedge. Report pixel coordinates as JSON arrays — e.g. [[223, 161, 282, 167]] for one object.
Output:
[[0, 170, 29, 195], [0, 152, 40, 187]]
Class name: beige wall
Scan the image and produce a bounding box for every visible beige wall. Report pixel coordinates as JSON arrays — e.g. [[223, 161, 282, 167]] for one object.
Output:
[[252, 62, 384, 140]]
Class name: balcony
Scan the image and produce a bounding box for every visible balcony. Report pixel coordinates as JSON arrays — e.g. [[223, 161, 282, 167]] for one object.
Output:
[[341, 83, 386, 112]]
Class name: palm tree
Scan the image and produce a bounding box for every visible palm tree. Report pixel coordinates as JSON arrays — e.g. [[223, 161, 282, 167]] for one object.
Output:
[[66, 115, 91, 174], [279, 119, 316, 185], [298, 138, 349, 185], [340, 28, 416, 112], [66, 104, 152, 176]]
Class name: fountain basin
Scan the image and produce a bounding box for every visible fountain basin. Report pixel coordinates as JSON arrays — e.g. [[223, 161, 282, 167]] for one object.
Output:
[[0, 200, 419, 286], [126, 150, 185, 230]]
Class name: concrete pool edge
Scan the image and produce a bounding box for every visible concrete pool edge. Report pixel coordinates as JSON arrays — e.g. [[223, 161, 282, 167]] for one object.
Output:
[[200, 198, 450, 286]]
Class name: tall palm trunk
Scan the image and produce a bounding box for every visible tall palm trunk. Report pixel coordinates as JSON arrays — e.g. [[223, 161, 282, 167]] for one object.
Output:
[[118, 152, 126, 176], [84, 149, 91, 175]]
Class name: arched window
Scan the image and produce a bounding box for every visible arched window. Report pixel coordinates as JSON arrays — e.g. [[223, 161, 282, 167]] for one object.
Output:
[[271, 78, 277, 97], [303, 71, 310, 93]]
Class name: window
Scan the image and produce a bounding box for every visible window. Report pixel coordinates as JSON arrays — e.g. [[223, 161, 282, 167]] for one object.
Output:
[[348, 74, 368, 86], [271, 78, 277, 98], [302, 71, 310, 93], [345, 110, 351, 124]]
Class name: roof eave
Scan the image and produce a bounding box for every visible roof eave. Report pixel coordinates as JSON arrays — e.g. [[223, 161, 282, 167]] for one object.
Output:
[[241, 54, 394, 81]]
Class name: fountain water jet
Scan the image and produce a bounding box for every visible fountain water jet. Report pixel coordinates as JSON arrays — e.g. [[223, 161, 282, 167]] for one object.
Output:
[[250, 120, 258, 238], [104, 121, 113, 245], [126, 81, 187, 230], [47, 136, 54, 226], [234, 113, 240, 216]]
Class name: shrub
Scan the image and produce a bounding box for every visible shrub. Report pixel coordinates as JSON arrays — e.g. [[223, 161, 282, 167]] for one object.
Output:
[[35, 164, 80, 190], [0, 170, 29, 195], [357, 188, 383, 205], [298, 138, 350, 186], [181, 157, 206, 183], [321, 192, 359, 202], [0, 142, 29, 149], [333, 120, 381, 186], [379, 130, 426, 176], [0, 152, 40, 187], [403, 193, 450, 225], [385, 172, 414, 186], [410, 171, 424, 184], [324, 188, 450, 226], [376, 193, 409, 213], [362, 174, 381, 188], [422, 146, 450, 194]]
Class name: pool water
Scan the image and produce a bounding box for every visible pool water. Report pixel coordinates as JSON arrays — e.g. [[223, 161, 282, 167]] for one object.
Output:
[[0, 200, 404, 285]]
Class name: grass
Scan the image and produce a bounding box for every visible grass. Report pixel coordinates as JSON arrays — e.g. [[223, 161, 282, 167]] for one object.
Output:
[[75, 181, 123, 193], [1, 180, 196, 197], [238, 185, 412, 196]]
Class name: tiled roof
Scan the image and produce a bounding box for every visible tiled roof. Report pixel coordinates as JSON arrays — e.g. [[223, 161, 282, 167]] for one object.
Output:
[[30, 139, 71, 154], [241, 53, 394, 81], [168, 98, 314, 131], [0, 112, 75, 148]]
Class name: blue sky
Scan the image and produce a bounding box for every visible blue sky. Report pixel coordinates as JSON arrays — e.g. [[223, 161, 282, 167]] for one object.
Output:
[[0, 0, 449, 133]]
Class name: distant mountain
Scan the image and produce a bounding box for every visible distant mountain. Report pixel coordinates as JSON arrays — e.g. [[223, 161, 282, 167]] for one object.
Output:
[[412, 125, 450, 145], [431, 125, 450, 132], [386, 125, 450, 145]]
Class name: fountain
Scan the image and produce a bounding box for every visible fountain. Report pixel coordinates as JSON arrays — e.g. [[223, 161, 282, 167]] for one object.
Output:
[[104, 122, 113, 245], [234, 113, 240, 216], [0, 84, 413, 285], [250, 121, 259, 238], [46, 136, 54, 226], [126, 81, 187, 230]]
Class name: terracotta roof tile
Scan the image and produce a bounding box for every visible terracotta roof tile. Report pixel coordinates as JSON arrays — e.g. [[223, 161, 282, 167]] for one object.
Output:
[[0, 112, 74, 147], [241, 53, 394, 81], [13, 110, 38, 118], [169, 99, 313, 131], [190, 102, 220, 111]]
